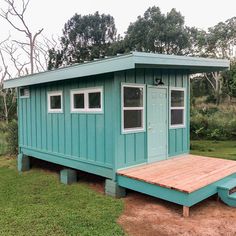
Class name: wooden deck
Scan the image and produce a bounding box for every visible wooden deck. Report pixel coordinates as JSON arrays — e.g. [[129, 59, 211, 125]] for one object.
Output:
[[117, 155, 236, 193]]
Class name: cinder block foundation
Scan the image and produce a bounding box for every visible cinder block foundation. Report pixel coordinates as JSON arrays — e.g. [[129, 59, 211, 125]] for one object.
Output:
[[60, 169, 77, 184], [18, 153, 30, 172], [105, 179, 126, 198]]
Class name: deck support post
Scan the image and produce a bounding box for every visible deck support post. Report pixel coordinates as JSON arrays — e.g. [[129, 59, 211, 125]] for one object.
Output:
[[105, 179, 126, 198], [18, 153, 30, 172], [60, 169, 77, 185], [183, 206, 190, 217]]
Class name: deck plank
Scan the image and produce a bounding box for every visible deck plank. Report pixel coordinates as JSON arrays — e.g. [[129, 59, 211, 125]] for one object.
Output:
[[117, 155, 236, 193]]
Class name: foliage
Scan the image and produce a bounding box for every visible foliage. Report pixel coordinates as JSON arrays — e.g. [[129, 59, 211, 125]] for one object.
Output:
[[221, 60, 236, 98], [124, 7, 190, 55], [206, 17, 236, 59], [191, 140, 236, 161], [5, 119, 18, 155], [0, 122, 8, 155], [0, 157, 125, 235], [190, 103, 236, 140], [48, 12, 117, 69]]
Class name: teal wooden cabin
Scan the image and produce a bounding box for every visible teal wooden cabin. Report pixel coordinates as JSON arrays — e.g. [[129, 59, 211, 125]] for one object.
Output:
[[5, 52, 236, 217]]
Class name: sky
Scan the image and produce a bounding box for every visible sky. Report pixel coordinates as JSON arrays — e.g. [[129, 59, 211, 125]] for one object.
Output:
[[0, 0, 235, 76], [0, 0, 236, 40]]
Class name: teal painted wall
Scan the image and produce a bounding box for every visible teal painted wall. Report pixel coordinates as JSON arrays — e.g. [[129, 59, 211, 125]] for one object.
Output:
[[114, 68, 190, 169], [18, 73, 115, 178], [18, 68, 190, 177]]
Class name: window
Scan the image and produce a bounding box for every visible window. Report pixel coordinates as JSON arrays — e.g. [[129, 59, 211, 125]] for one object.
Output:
[[48, 91, 63, 113], [19, 87, 30, 98], [170, 88, 186, 128], [71, 87, 103, 112], [122, 84, 145, 133]]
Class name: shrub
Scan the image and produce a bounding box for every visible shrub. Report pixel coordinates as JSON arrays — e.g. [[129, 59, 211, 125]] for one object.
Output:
[[191, 104, 236, 141], [5, 120, 18, 155]]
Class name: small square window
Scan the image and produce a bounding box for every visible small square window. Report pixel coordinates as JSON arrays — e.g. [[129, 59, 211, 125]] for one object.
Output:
[[48, 91, 63, 113], [19, 87, 30, 98]]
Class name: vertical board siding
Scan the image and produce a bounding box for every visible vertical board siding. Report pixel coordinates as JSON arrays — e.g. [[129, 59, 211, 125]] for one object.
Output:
[[114, 68, 190, 169], [114, 69, 147, 169], [168, 70, 190, 157], [18, 68, 190, 173], [18, 74, 114, 169]]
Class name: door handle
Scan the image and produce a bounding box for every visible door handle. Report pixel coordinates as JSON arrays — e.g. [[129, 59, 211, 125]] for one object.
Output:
[[148, 122, 152, 130]]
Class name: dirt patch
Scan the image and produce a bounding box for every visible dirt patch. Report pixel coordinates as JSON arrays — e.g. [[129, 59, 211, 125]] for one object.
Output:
[[29, 159, 236, 235], [118, 191, 236, 236]]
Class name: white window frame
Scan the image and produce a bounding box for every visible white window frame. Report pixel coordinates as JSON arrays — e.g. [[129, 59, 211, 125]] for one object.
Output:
[[47, 91, 63, 113], [19, 87, 30, 98], [169, 87, 186, 129], [121, 83, 146, 134], [70, 87, 103, 113]]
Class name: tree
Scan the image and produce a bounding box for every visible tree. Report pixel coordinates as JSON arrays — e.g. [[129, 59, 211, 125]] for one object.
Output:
[[0, 0, 44, 74], [206, 17, 236, 59], [221, 60, 236, 101], [124, 7, 190, 55], [0, 38, 17, 123], [48, 12, 117, 69]]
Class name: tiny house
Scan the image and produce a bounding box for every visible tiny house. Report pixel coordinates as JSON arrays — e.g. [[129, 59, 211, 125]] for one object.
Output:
[[5, 52, 236, 217]]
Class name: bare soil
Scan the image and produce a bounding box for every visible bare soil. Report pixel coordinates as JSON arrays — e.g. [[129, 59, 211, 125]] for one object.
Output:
[[118, 190, 236, 236], [30, 159, 236, 236]]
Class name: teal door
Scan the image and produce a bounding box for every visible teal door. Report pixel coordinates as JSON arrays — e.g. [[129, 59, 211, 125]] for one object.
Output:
[[147, 86, 168, 162]]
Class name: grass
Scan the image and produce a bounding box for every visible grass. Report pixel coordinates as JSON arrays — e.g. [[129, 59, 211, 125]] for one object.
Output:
[[0, 157, 125, 236], [191, 140, 236, 160]]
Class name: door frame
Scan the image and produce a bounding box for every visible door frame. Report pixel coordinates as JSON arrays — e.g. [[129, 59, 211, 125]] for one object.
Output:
[[147, 85, 169, 163]]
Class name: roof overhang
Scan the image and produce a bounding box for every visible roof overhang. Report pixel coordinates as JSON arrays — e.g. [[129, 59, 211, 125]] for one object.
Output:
[[4, 52, 230, 89]]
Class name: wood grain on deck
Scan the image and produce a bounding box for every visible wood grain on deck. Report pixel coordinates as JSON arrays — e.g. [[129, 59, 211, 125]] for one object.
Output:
[[117, 155, 236, 193]]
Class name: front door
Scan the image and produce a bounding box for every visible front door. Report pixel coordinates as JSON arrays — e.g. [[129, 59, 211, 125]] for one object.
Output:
[[147, 86, 168, 162]]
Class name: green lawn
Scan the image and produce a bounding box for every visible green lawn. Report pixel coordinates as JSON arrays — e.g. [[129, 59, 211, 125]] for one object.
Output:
[[190, 140, 236, 160], [0, 157, 125, 236]]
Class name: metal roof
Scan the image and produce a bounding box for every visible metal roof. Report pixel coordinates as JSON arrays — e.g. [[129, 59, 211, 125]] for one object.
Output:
[[4, 52, 230, 89]]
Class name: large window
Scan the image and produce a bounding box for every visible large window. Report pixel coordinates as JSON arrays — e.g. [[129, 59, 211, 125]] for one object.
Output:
[[48, 91, 63, 113], [71, 87, 103, 113], [170, 88, 186, 128], [122, 84, 145, 133]]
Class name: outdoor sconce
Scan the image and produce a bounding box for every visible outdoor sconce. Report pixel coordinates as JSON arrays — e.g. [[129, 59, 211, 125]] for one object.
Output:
[[154, 77, 165, 86]]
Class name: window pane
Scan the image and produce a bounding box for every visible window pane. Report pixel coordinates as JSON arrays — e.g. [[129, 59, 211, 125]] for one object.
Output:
[[171, 90, 184, 107], [20, 88, 25, 96], [89, 92, 101, 109], [171, 109, 184, 125], [124, 110, 142, 129], [50, 95, 61, 109], [124, 87, 143, 107], [73, 93, 84, 109], [20, 88, 29, 97]]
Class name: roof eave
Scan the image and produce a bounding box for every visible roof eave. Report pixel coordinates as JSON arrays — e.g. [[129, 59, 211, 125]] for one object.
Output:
[[3, 54, 135, 89]]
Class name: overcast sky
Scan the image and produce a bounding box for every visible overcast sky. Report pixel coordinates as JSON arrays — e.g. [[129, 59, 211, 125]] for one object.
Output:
[[0, 0, 236, 41]]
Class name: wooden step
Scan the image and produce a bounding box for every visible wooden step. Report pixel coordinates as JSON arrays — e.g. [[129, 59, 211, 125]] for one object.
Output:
[[218, 178, 236, 190], [229, 192, 236, 199]]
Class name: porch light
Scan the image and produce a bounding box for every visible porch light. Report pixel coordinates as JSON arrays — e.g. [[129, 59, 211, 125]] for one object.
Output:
[[155, 77, 165, 86]]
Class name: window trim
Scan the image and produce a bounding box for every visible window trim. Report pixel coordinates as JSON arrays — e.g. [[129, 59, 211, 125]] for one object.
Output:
[[169, 87, 186, 129], [47, 91, 63, 113], [121, 83, 146, 134], [70, 87, 103, 113], [19, 87, 30, 98]]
